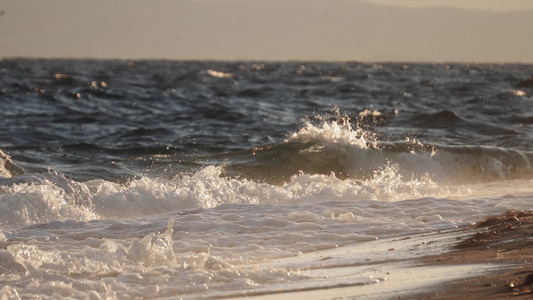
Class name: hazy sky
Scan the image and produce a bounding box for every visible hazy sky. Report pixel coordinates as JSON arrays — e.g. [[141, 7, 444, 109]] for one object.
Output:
[[365, 0, 533, 11], [1, 0, 532, 62]]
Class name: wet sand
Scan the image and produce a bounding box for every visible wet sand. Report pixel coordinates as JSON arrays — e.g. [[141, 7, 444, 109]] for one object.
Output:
[[225, 211, 533, 300], [408, 210, 533, 299]]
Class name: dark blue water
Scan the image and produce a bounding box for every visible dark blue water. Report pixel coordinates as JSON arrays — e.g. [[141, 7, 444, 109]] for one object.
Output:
[[1, 59, 533, 183]]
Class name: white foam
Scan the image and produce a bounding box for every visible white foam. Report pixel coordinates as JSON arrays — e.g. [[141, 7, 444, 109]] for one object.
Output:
[[206, 69, 233, 78], [1, 173, 532, 298], [289, 117, 370, 149], [0, 176, 96, 228], [0, 160, 527, 229], [0, 189, 531, 298]]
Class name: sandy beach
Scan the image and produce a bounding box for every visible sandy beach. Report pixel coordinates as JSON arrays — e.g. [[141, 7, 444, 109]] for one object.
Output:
[[237, 211, 533, 300], [407, 210, 533, 299]]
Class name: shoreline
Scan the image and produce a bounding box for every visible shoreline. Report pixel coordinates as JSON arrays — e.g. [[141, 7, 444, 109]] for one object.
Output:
[[406, 210, 533, 299], [224, 211, 533, 300]]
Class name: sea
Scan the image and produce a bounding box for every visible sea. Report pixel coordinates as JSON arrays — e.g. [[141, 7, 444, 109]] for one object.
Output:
[[0, 59, 532, 299]]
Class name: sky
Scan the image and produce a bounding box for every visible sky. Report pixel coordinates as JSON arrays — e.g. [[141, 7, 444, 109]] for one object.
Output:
[[1, 0, 533, 62], [366, 0, 533, 11]]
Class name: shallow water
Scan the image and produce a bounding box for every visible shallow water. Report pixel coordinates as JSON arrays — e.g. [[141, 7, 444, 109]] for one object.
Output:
[[0, 59, 532, 298]]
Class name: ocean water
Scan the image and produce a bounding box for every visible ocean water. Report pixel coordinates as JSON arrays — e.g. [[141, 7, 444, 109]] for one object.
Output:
[[0, 59, 532, 298]]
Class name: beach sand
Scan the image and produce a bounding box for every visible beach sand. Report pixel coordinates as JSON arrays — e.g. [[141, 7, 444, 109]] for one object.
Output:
[[239, 211, 533, 300], [407, 210, 533, 299]]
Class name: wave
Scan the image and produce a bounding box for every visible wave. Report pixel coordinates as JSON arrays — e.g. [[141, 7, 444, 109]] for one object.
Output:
[[0, 150, 24, 178], [220, 115, 533, 185], [2, 159, 533, 229], [2, 111, 533, 228], [0, 163, 448, 228]]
